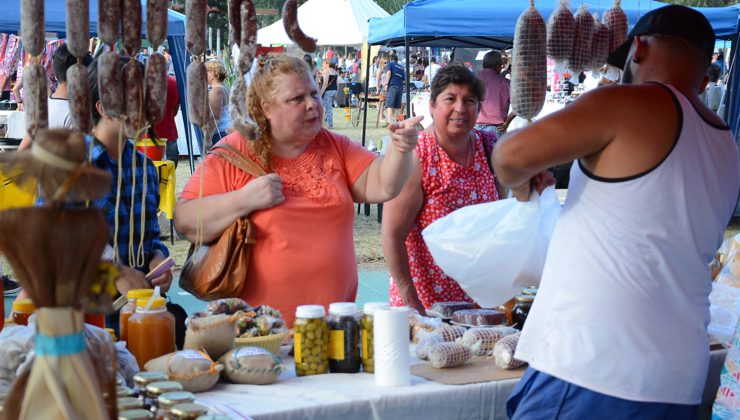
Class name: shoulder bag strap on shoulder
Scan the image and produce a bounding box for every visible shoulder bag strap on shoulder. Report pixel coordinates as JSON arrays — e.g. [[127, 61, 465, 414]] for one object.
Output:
[[209, 142, 267, 178]]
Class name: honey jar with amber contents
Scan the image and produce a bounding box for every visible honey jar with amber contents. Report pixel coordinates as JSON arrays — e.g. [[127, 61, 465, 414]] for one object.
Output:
[[127, 297, 175, 369]]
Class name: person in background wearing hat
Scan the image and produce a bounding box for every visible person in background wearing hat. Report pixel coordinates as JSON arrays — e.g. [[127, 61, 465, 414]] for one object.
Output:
[[494, 5, 740, 418]]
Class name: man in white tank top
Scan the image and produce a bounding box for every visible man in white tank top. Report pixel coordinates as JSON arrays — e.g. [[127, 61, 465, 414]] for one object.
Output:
[[492, 6, 740, 418]]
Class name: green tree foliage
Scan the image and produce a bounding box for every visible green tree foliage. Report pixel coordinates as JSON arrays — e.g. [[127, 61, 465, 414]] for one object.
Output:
[[663, 0, 734, 6]]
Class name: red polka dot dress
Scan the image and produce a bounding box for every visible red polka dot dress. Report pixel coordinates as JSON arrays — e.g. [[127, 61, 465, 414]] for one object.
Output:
[[390, 129, 500, 308]]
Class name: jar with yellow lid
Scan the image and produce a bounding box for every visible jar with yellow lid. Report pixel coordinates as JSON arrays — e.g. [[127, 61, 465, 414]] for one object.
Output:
[[170, 403, 208, 420], [146, 381, 184, 414], [133, 371, 168, 408], [118, 409, 153, 420], [512, 294, 535, 330], [12, 299, 36, 326], [118, 397, 144, 411], [120, 289, 155, 342], [128, 297, 175, 368], [294, 305, 329, 377], [155, 391, 195, 420], [361, 302, 389, 373]]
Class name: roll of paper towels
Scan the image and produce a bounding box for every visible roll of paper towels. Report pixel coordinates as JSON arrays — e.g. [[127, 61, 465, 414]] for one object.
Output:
[[374, 307, 411, 387]]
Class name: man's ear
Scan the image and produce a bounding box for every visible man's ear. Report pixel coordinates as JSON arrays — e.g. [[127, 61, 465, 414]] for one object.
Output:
[[632, 36, 648, 64], [96, 100, 110, 120]]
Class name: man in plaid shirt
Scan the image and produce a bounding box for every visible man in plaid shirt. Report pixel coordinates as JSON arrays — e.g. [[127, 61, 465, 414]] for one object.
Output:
[[86, 58, 173, 297]]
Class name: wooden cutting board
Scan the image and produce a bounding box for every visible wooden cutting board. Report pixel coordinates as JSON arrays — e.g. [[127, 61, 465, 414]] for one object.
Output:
[[411, 356, 526, 385]]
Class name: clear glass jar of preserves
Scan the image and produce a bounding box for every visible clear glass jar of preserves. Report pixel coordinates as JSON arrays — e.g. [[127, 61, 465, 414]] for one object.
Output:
[[133, 371, 168, 408], [512, 294, 535, 330], [170, 403, 209, 420], [120, 289, 155, 342], [328, 302, 361, 374], [294, 305, 329, 377], [12, 299, 36, 326], [361, 302, 389, 373], [128, 297, 175, 369], [146, 381, 184, 415], [155, 391, 195, 420]]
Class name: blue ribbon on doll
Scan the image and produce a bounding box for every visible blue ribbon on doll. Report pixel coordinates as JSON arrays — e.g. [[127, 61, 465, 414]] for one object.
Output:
[[35, 331, 86, 357]]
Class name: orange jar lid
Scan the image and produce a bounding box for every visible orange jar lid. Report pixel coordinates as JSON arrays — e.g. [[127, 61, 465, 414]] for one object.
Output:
[[127, 289, 154, 300], [12, 299, 36, 313], [136, 296, 166, 309]]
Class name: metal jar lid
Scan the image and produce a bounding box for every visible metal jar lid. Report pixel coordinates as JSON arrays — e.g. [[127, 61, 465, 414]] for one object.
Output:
[[158, 391, 196, 409], [514, 294, 535, 304], [170, 403, 209, 418], [133, 371, 168, 387], [118, 409, 153, 420], [116, 386, 134, 398], [117, 397, 143, 411], [145, 380, 184, 397]]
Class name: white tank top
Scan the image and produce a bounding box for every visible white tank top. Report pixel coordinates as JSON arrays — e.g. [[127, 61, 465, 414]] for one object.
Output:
[[515, 84, 740, 404]]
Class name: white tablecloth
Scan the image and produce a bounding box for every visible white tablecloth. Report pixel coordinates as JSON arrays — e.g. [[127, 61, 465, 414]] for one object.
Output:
[[196, 347, 518, 420], [195, 347, 727, 420]]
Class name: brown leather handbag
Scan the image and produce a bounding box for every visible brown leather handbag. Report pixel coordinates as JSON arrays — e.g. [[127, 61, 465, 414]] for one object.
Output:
[[179, 142, 266, 301]]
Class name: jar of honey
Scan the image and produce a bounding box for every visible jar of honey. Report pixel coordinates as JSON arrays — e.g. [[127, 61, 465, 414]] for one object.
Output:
[[127, 297, 175, 369], [12, 299, 36, 326], [120, 289, 155, 342], [512, 294, 535, 330]]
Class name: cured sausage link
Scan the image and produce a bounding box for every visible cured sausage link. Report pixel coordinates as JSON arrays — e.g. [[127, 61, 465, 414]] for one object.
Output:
[[282, 0, 317, 52]]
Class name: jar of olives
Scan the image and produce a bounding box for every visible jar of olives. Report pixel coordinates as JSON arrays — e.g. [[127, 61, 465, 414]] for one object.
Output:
[[361, 302, 389, 373], [512, 294, 535, 330], [327, 302, 361, 374], [294, 305, 329, 376]]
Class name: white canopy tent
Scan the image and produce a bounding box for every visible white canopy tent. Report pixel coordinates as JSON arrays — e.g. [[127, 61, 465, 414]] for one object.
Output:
[[257, 0, 389, 46]]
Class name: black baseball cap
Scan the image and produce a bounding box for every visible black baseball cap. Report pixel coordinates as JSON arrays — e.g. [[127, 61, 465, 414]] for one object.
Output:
[[607, 5, 715, 69]]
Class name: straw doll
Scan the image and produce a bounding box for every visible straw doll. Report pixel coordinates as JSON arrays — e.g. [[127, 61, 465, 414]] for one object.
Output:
[[0, 128, 118, 419]]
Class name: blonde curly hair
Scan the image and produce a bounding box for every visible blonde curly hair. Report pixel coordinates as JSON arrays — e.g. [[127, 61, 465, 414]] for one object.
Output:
[[247, 54, 312, 171]]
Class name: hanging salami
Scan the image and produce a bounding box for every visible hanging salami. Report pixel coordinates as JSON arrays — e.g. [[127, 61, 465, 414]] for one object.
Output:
[[604, 0, 628, 53], [282, 0, 317, 52], [546, 0, 575, 66], [590, 14, 610, 72], [511, 1, 547, 120], [566, 5, 595, 74]]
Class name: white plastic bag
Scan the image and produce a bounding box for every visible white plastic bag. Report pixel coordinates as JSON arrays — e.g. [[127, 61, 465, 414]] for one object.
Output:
[[422, 187, 560, 308], [708, 282, 740, 347]]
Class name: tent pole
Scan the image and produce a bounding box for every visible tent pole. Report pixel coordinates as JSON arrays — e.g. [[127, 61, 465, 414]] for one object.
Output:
[[361, 44, 372, 147], [405, 37, 411, 118]]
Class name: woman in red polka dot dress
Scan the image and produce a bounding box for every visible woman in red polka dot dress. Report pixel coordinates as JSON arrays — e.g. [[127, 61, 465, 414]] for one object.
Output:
[[382, 64, 504, 315]]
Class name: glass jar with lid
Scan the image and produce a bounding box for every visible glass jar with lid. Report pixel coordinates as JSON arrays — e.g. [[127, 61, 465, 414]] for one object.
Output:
[[120, 289, 155, 342], [118, 397, 144, 411], [128, 297, 175, 368], [170, 403, 209, 420], [522, 286, 539, 296], [12, 299, 36, 326], [361, 302, 389, 373], [145, 381, 183, 414], [512, 294, 535, 330], [117, 386, 135, 398], [156, 391, 195, 420], [294, 305, 329, 377], [133, 371, 168, 406], [118, 409, 153, 420], [327, 302, 361, 374]]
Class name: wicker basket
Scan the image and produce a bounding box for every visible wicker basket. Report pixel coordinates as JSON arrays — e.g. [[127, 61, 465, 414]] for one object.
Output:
[[234, 332, 289, 355]]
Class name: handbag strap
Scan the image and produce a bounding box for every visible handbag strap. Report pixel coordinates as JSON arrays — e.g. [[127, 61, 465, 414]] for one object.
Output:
[[209, 142, 267, 178]]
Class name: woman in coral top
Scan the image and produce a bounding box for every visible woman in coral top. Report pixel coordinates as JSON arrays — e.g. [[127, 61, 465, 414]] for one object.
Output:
[[176, 54, 422, 325], [382, 64, 505, 315]]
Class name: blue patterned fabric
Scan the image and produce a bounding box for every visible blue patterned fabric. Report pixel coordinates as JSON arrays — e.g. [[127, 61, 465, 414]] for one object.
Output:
[[87, 136, 169, 271]]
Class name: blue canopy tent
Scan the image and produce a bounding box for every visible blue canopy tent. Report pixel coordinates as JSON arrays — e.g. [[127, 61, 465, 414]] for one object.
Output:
[[0, 0, 199, 172], [363, 0, 740, 147]]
